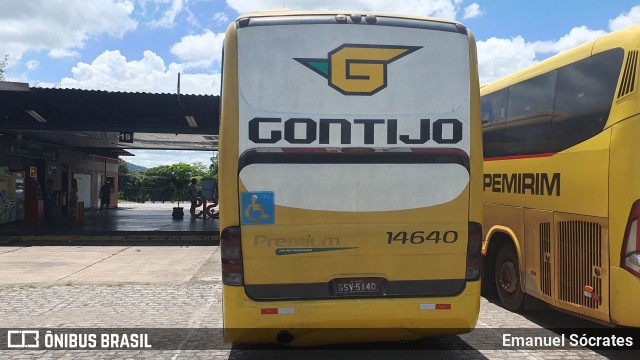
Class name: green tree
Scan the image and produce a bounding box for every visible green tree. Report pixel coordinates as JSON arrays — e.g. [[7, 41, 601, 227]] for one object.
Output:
[[0, 55, 8, 81], [143, 163, 208, 203], [191, 161, 209, 175], [118, 159, 130, 199], [118, 159, 148, 202], [209, 153, 219, 182]]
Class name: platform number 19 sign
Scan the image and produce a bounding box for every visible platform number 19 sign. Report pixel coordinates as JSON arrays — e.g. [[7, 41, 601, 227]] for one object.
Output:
[[119, 132, 134, 143]]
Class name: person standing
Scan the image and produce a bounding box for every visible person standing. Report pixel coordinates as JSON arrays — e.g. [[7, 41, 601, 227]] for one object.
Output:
[[100, 181, 111, 212], [69, 178, 78, 217], [189, 178, 198, 216], [44, 179, 55, 218]]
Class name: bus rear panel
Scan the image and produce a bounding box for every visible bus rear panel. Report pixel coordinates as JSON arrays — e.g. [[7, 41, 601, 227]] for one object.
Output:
[[219, 11, 483, 345]]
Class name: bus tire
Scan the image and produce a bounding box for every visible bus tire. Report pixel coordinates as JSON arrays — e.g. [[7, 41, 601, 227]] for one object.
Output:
[[481, 253, 497, 298], [494, 244, 525, 312]]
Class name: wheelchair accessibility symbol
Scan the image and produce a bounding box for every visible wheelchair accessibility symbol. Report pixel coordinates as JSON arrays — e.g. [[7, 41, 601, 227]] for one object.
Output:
[[241, 192, 275, 225]]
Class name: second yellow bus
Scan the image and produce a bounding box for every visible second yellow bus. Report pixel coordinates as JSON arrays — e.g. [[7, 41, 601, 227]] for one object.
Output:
[[481, 25, 640, 327]]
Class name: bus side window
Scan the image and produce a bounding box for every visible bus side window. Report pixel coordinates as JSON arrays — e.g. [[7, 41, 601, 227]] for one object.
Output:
[[548, 48, 624, 153], [504, 72, 556, 157], [481, 89, 508, 158]]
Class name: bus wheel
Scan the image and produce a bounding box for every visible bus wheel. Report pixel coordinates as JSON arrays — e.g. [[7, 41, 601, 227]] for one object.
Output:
[[494, 244, 525, 312]]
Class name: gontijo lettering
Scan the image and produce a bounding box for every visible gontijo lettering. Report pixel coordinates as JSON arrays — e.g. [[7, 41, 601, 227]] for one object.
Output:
[[249, 117, 463, 145], [484, 172, 560, 196]]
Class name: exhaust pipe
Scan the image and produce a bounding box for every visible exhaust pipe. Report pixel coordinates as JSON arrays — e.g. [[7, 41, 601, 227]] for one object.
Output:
[[276, 330, 294, 345]]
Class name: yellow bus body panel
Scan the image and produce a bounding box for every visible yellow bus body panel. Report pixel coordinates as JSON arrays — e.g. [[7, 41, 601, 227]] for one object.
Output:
[[222, 282, 480, 346], [219, 23, 241, 231], [610, 267, 640, 327], [483, 128, 610, 218], [240, 182, 471, 284], [481, 25, 640, 327], [609, 115, 640, 327]]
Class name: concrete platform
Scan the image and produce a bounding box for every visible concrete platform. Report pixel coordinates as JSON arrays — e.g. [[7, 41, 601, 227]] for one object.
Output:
[[0, 243, 219, 285], [0, 201, 219, 244]]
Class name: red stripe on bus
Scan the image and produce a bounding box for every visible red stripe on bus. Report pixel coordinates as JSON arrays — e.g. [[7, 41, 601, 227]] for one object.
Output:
[[261, 308, 278, 315], [636, 219, 640, 255], [280, 148, 332, 153], [484, 153, 556, 161], [410, 148, 467, 155], [436, 304, 452, 310], [278, 147, 469, 155]]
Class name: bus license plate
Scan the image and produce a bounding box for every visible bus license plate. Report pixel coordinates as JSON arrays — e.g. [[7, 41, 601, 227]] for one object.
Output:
[[334, 278, 381, 295]]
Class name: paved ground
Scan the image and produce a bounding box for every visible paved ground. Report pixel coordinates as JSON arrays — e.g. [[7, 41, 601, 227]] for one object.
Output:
[[0, 242, 637, 359], [0, 243, 216, 285]]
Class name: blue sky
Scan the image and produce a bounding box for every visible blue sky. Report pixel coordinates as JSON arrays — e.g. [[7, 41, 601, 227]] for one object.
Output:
[[2, 0, 640, 168]]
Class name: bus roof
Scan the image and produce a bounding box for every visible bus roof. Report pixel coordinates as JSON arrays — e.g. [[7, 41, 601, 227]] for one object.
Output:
[[236, 9, 465, 29], [481, 25, 640, 95]]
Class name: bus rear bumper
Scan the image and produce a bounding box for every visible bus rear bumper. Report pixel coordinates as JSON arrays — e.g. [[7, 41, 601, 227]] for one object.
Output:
[[609, 267, 640, 327], [222, 281, 480, 345]]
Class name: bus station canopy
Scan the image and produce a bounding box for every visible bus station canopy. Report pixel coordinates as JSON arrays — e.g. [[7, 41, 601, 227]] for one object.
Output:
[[0, 82, 220, 157]]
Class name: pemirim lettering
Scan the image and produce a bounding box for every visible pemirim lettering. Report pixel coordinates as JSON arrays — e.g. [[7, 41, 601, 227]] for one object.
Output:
[[483, 173, 560, 196]]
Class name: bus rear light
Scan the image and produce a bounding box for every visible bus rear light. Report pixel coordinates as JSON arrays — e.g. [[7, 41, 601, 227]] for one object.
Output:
[[621, 200, 640, 277], [221, 226, 244, 286], [466, 222, 482, 281], [343, 147, 374, 154]]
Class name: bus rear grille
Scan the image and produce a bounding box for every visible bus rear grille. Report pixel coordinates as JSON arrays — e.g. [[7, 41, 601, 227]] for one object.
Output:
[[618, 50, 638, 99], [540, 222, 552, 297], [558, 221, 602, 309]]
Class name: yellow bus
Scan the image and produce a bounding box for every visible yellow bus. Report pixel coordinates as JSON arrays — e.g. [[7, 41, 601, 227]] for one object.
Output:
[[481, 25, 640, 327], [219, 10, 483, 345]]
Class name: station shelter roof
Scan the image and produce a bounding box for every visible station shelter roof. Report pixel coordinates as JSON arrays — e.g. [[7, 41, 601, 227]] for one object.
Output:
[[0, 81, 220, 158]]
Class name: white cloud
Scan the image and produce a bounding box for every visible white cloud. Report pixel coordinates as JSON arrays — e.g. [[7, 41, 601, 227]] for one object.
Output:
[[48, 49, 81, 59], [0, 0, 137, 67], [462, 3, 482, 20], [149, 0, 186, 28], [26, 60, 40, 71], [609, 5, 640, 31], [127, 149, 214, 169], [213, 12, 230, 25], [225, 0, 467, 20], [532, 26, 606, 54], [53, 50, 220, 95], [477, 36, 538, 85], [170, 30, 225, 67], [477, 25, 606, 84]]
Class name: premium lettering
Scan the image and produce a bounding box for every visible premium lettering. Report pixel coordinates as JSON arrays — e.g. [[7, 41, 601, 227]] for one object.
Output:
[[254, 235, 340, 247], [484, 173, 560, 196]]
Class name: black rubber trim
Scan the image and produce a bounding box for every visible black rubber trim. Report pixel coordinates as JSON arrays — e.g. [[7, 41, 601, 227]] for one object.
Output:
[[237, 15, 465, 34], [238, 148, 470, 174], [245, 279, 466, 300]]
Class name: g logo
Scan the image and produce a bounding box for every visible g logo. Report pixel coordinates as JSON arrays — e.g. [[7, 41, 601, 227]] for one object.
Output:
[[295, 44, 421, 95]]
